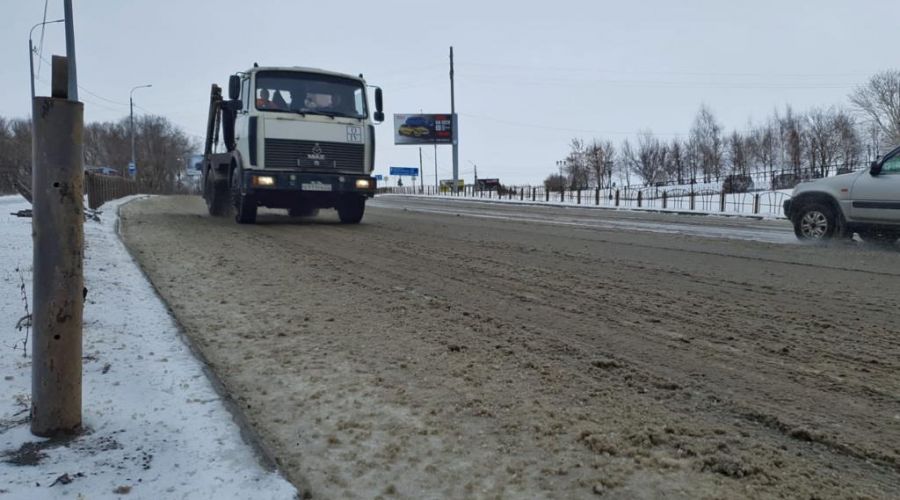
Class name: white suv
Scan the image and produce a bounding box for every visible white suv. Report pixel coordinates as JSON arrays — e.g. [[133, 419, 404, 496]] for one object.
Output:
[[784, 145, 900, 243]]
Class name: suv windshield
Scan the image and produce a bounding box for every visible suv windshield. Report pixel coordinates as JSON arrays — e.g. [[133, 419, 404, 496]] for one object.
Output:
[[254, 70, 367, 119]]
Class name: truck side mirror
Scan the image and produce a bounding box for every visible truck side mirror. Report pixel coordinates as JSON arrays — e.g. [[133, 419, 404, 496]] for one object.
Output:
[[228, 75, 240, 101], [870, 160, 882, 176], [373, 88, 384, 123]]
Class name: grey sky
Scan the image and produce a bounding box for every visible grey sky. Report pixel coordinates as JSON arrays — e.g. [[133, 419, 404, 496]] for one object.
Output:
[[2, 1, 897, 184]]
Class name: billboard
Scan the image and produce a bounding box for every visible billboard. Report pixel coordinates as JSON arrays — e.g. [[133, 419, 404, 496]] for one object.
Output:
[[476, 178, 500, 190], [439, 179, 465, 193], [394, 113, 456, 145]]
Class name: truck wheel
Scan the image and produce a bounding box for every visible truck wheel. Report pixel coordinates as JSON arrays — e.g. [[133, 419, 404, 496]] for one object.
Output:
[[205, 170, 229, 216], [230, 170, 257, 224], [793, 202, 836, 241], [857, 228, 900, 245], [337, 196, 365, 224]]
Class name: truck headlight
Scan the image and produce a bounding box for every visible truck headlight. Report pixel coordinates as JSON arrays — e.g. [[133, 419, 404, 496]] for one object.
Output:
[[253, 176, 275, 187], [355, 179, 372, 189]]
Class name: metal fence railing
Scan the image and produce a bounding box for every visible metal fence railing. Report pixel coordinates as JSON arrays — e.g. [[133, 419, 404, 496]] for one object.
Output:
[[379, 184, 793, 218], [84, 172, 140, 209]]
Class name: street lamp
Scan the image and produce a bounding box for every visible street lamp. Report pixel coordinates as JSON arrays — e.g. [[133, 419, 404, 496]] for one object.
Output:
[[29, 19, 65, 99], [130, 84, 152, 178]]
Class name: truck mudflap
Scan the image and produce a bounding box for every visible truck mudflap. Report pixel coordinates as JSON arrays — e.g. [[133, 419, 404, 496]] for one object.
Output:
[[241, 170, 376, 197]]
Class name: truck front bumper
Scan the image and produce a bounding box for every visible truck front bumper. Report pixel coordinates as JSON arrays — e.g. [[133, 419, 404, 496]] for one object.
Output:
[[242, 170, 377, 197]]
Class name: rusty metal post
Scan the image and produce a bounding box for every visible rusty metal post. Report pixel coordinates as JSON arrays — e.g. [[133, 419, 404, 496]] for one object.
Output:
[[30, 62, 84, 437]]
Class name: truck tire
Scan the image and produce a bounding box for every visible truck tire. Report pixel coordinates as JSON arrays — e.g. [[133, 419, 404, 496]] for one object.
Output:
[[230, 170, 257, 224], [205, 170, 229, 216], [793, 202, 836, 241], [337, 196, 365, 224]]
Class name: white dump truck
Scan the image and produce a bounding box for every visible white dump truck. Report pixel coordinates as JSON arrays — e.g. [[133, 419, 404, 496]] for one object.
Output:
[[202, 64, 384, 224]]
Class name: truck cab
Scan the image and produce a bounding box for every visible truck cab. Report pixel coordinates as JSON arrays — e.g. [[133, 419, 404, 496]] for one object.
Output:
[[202, 65, 384, 224]]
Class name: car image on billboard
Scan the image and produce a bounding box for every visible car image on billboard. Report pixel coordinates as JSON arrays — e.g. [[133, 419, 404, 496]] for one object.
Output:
[[393, 113, 454, 145], [398, 116, 431, 138]]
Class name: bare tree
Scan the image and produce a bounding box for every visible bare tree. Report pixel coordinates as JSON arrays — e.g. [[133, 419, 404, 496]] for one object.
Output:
[[7, 119, 33, 201], [619, 139, 634, 187], [0, 117, 12, 194], [779, 106, 804, 175], [849, 69, 900, 149], [585, 139, 616, 188], [624, 130, 667, 186], [665, 139, 685, 184], [564, 138, 590, 189], [684, 137, 701, 184], [728, 130, 750, 176], [805, 107, 842, 177], [832, 109, 862, 173], [543, 173, 566, 191], [749, 119, 777, 172], [690, 105, 724, 181]]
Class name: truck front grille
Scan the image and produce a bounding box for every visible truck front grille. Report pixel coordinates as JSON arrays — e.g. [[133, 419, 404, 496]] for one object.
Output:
[[265, 139, 365, 171]]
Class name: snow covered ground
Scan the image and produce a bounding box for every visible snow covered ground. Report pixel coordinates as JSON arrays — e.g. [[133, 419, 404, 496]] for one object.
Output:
[[0, 195, 297, 499]]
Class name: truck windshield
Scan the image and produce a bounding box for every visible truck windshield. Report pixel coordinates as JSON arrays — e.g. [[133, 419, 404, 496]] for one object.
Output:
[[254, 71, 367, 119]]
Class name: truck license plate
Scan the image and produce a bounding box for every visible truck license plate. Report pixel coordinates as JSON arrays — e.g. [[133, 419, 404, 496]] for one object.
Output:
[[301, 182, 332, 192]]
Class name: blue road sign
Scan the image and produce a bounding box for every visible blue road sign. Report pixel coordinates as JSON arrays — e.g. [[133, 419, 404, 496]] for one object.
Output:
[[374, 174, 384, 181], [389, 166, 419, 177]]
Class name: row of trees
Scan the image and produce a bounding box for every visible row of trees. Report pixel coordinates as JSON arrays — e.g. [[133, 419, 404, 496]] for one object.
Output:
[[548, 70, 900, 189], [0, 115, 197, 195]]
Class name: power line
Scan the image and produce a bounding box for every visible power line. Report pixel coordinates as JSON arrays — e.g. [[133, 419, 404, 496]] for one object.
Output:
[[457, 61, 871, 79], [36, 0, 50, 80], [460, 73, 855, 90], [458, 112, 683, 136]]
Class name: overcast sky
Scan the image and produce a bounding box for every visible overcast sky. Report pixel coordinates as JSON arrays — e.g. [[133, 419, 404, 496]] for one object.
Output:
[[3, 1, 898, 184]]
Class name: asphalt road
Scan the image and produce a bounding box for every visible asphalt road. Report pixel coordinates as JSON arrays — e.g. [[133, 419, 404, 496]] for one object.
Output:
[[120, 194, 900, 499]]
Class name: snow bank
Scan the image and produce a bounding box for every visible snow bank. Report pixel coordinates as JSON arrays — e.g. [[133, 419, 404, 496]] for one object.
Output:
[[0, 195, 297, 499]]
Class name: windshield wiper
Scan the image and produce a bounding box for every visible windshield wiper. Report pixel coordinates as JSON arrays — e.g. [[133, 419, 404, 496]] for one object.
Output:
[[292, 109, 359, 120]]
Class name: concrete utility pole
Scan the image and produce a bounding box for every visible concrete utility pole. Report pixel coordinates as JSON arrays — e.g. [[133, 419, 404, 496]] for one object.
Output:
[[31, 54, 84, 438], [130, 84, 152, 178], [434, 143, 438, 191], [450, 46, 458, 193]]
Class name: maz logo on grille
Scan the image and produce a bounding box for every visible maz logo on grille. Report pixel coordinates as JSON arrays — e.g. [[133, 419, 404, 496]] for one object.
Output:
[[306, 143, 326, 166]]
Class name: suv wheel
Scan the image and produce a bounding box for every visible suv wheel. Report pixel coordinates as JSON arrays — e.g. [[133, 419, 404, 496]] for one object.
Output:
[[793, 202, 836, 241]]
